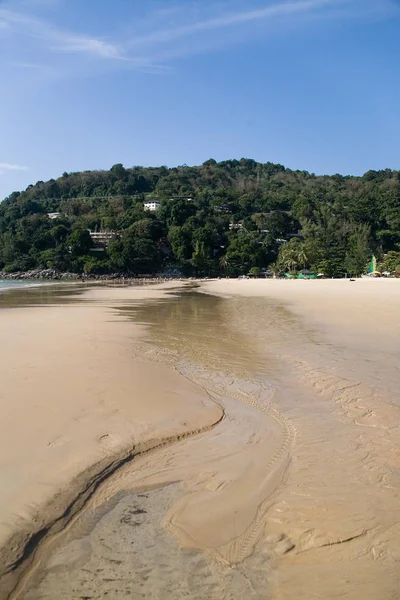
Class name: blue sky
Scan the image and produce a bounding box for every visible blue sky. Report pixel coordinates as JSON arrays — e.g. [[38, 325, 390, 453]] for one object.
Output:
[[1, 0, 399, 200]]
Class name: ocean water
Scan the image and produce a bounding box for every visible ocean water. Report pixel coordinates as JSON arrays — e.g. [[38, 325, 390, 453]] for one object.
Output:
[[0, 280, 45, 292]]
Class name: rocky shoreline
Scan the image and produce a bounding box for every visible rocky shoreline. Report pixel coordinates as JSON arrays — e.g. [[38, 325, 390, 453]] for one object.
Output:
[[0, 269, 168, 283]]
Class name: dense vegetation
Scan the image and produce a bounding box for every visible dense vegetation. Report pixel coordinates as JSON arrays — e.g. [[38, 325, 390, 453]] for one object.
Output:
[[1, 159, 400, 277]]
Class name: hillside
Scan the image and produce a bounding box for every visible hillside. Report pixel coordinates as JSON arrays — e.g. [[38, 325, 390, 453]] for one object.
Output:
[[1, 159, 400, 277]]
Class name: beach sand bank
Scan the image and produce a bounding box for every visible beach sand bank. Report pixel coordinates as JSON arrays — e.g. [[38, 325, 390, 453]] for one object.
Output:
[[0, 283, 223, 597], [198, 278, 400, 598], [1, 279, 400, 599]]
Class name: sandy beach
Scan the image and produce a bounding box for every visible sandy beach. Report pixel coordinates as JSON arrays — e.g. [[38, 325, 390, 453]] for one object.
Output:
[[0, 278, 399, 599], [0, 283, 222, 598]]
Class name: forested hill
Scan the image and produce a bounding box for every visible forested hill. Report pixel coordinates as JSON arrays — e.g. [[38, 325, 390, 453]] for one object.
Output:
[[1, 159, 400, 277]]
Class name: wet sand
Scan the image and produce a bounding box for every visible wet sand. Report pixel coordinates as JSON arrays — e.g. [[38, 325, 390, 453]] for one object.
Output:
[[0, 283, 222, 598], [200, 279, 400, 598], [1, 279, 400, 599]]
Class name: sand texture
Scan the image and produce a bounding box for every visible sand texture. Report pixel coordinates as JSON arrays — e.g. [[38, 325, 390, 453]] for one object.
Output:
[[0, 279, 399, 599], [0, 283, 222, 598]]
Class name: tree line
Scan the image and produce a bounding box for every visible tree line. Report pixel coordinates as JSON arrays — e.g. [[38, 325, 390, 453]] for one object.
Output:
[[0, 159, 399, 277]]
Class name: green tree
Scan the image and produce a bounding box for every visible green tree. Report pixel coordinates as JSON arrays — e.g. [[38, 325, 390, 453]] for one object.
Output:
[[225, 232, 264, 276], [67, 229, 93, 257], [110, 163, 127, 180], [268, 261, 283, 277], [191, 241, 212, 275], [277, 239, 308, 273], [381, 251, 400, 274], [249, 266, 261, 277], [83, 256, 110, 275], [115, 228, 161, 274], [168, 226, 192, 264], [317, 258, 346, 278], [344, 225, 371, 277], [219, 255, 229, 276]]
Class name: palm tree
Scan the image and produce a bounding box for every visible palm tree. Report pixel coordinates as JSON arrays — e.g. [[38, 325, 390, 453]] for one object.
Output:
[[297, 244, 309, 270], [278, 239, 309, 274], [269, 261, 281, 278], [219, 255, 230, 277], [280, 245, 299, 273]]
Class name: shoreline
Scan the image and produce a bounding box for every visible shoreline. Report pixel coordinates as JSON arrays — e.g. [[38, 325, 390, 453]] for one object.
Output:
[[0, 268, 186, 283]]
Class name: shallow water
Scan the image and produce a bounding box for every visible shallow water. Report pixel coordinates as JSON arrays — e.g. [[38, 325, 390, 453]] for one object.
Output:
[[14, 287, 400, 599], [0, 280, 50, 293], [0, 282, 85, 308]]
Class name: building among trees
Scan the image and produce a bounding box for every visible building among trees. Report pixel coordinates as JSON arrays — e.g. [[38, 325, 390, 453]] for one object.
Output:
[[144, 200, 161, 212]]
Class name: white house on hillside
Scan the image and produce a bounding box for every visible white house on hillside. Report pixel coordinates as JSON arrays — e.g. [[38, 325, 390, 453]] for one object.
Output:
[[144, 200, 161, 212], [88, 230, 118, 250], [229, 222, 243, 231]]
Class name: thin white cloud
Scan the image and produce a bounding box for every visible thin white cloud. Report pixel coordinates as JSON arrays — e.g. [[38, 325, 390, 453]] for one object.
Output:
[[0, 8, 125, 59], [0, 163, 28, 171], [128, 0, 337, 46], [10, 60, 48, 68], [0, 163, 29, 177], [53, 36, 123, 59]]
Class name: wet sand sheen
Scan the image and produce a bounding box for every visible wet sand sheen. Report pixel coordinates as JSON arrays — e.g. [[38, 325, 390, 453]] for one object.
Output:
[[1, 281, 400, 599], [0, 283, 224, 598], [13, 290, 291, 600]]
